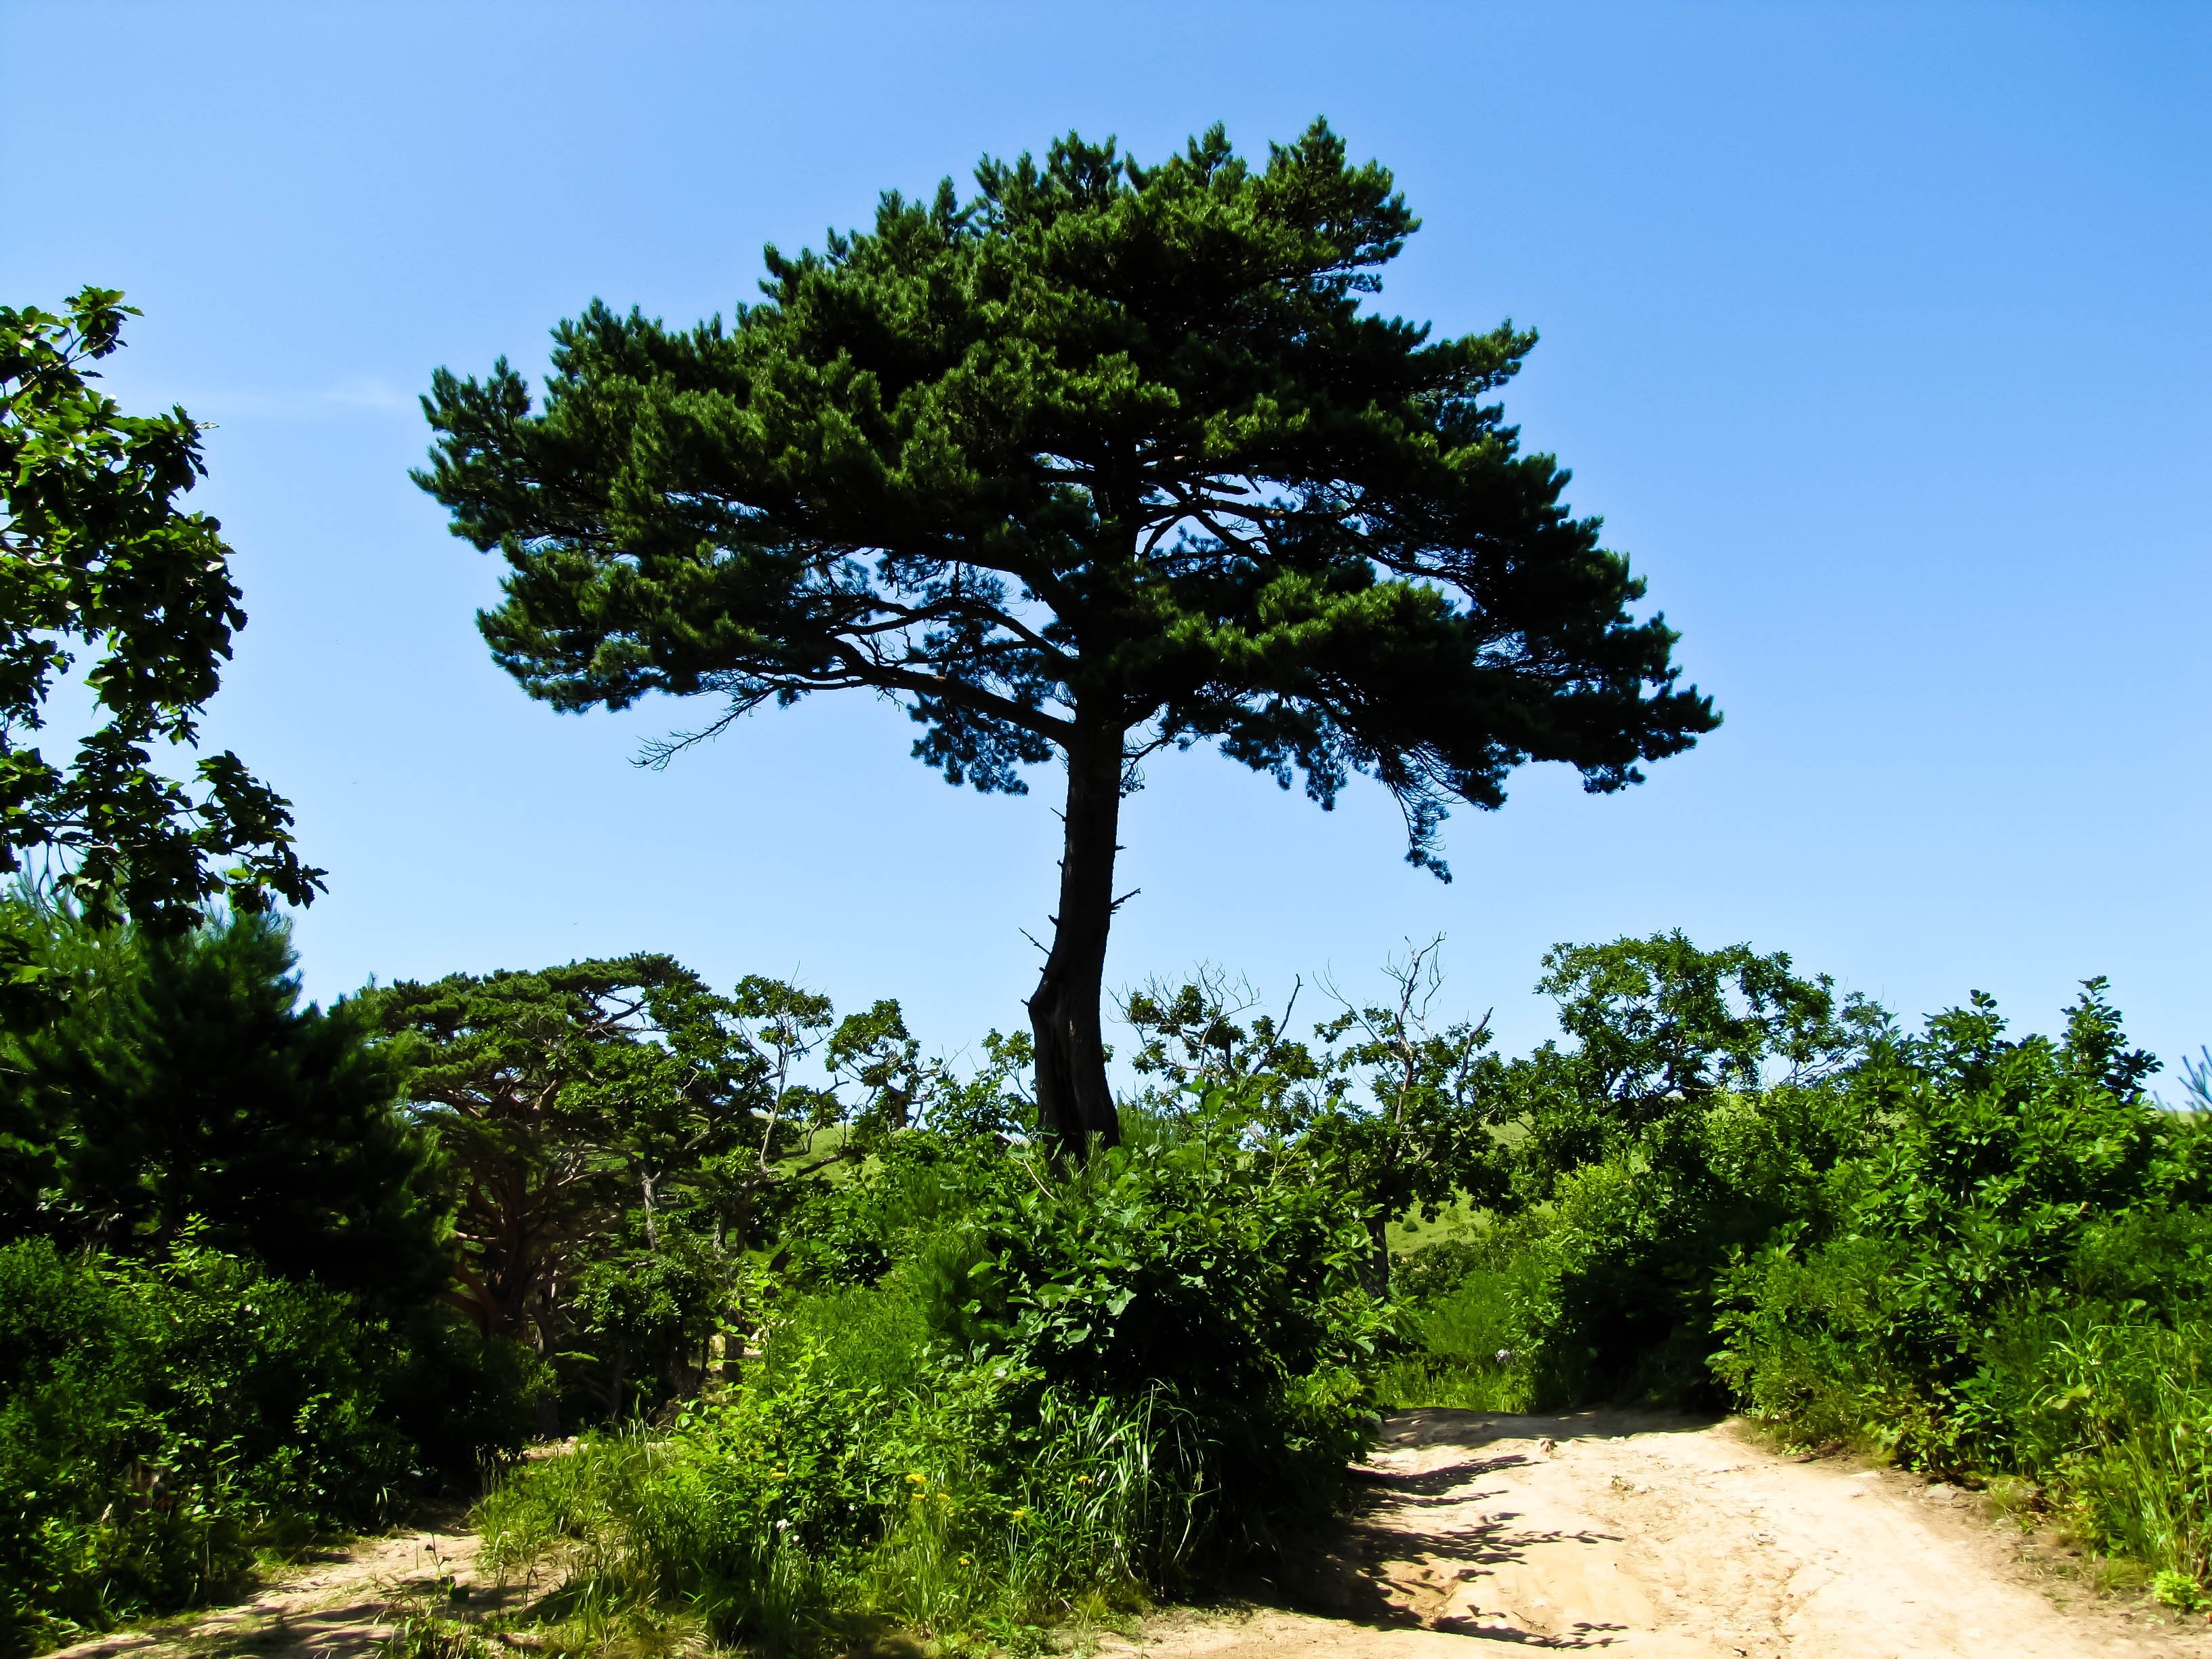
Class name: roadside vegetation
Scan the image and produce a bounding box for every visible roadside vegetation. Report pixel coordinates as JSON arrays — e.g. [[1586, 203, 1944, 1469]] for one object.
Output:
[[11, 895, 2212, 1654], [1368, 939, 2212, 1608]]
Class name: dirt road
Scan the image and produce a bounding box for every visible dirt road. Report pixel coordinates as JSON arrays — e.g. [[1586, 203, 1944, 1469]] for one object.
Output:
[[1115, 1410, 2212, 1658], [45, 1528, 480, 1659], [45, 1410, 2212, 1659]]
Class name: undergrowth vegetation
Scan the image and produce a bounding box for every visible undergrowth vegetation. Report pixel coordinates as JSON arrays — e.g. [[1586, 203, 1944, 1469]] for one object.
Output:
[[0, 901, 540, 1658], [0, 1236, 531, 1656], [471, 1130, 1382, 1654], [10, 901, 2212, 1656], [1375, 945, 2212, 1601]]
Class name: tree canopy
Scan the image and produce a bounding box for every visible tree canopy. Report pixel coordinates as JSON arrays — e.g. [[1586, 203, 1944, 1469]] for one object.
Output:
[[1509, 930, 1884, 1193], [365, 958, 922, 1423], [417, 121, 1718, 1148], [1126, 942, 1513, 1290], [0, 289, 320, 930]]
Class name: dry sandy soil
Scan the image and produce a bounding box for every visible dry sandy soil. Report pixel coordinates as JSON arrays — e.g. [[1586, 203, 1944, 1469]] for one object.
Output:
[[45, 1525, 481, 1659], [1109, 1409, 2212, 1658], [45, 1410, 2212, 1659]]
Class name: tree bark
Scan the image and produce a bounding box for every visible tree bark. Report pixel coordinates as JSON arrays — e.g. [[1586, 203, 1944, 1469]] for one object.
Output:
[[1030, 726, 1125, 1155]]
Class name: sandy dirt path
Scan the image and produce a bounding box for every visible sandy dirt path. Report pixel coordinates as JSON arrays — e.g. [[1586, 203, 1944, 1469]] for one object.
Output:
[[1113, 1409, 2212, 1659], [42, 1410, 2212, 1659], [44, 1526, 483, 1659]]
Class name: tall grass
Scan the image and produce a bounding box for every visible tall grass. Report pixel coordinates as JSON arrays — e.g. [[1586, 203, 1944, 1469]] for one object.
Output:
[[1374, 1225, 1547, 1412], [854, 1388, 1206, 1642], [1373, 1274, 1531, 1412], [474, 1427, 826, 1654], [2023, 1320, 2212, 1585], [472, 1385, 1211, 1654]]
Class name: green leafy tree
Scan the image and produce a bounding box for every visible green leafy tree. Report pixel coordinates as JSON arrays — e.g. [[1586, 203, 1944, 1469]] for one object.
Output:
[[1510, 930, 1883, 1194], [415, 121, 1718, 1151], [1715, 979, 2199, 1469], [1307, 941, 1511, 1286], [0, 289, 321, 930], [365, 959, 749, 1351], [1126, 941, 1510, 1290]]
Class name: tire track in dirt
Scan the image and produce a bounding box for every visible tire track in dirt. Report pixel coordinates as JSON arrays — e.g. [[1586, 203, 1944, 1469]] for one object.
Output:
[[1115, 1410, 2212, 1658]]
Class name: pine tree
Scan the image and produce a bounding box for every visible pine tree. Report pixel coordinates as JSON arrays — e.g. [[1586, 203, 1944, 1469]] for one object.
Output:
[[5, 906, 445, 1305], [417, 122, 1718, 1150]]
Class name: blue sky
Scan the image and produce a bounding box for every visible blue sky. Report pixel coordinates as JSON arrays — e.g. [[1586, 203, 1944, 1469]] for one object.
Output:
[[3, 1, 2207, 1076]]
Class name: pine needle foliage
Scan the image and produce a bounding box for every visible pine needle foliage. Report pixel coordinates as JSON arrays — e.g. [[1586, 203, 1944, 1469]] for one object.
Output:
[[414, 120, 1717, 1149]]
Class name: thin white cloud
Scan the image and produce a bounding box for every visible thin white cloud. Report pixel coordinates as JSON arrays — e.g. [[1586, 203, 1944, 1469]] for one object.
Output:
[[127, 377, 417, 422], [313, 376, 412, 413]]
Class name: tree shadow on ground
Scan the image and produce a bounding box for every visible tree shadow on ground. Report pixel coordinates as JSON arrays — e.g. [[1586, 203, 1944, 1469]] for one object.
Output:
[[1229, 1409, 1725, 1648], [1377, 1406, 1724, 1452]]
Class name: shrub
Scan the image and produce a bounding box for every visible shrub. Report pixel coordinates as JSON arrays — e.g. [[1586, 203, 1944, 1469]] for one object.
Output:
[[0, 1238, 537, 1657], [474, 1130, 1387, 1652], [1715, 985, 2206, 1448], [923, 1136, 1385, 1555], [1687, 983, 2212, 1595], [1382, 964, 2212, 1602], [1, 905, 447, 1307], [1374, 1226, 1542, 1411]]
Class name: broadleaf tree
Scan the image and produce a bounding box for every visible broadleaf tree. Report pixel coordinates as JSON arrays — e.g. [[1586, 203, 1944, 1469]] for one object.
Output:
[[1125, 943, 1513, 1291], [415, 122, 1719, 1151], [0, 288, 321, 930], [1508, 930, 1887, 1194]]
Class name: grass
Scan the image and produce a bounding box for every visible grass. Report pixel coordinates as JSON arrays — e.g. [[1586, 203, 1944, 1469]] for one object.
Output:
[[1385, 1194, 1483, 1256], [464, 1380, 1205, 1657], [1377, 1221, 1540, 1413]]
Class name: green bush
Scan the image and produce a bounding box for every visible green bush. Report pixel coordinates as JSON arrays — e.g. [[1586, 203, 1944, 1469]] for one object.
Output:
[[1697, 983, 2212, 1592], [1375, 1225, 1543, 1411], [0, 1238, 537, 1657], [1379, 961, 2212, 1600], [474, 1130, 1386, 1652], [1380, 1079, 1868, 1412], [924, 1136, 1385, 1553], [1715, 985, 2207, 1448]]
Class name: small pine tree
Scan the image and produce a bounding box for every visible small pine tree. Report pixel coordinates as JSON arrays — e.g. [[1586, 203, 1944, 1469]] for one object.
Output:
[[1, 903, 447, 1306]]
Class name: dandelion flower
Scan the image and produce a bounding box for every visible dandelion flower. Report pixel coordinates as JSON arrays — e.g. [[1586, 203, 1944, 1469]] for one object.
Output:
[[1075, 1475, 1092, 1486]]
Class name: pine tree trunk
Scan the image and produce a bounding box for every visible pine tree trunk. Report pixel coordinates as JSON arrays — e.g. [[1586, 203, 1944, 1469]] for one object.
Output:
[[1030, 727, 1124, 1155]]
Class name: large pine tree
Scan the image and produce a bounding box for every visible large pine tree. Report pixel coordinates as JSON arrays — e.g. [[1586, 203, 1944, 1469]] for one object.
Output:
[[417, 122, 1718, 1151]]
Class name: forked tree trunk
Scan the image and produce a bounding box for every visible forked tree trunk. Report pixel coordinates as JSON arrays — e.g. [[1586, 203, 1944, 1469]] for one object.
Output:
[[1029, 726, 1125, 1155]]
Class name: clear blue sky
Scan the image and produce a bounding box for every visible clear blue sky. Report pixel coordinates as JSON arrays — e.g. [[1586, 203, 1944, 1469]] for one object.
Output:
[[3, 1, 2206, 1076]]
